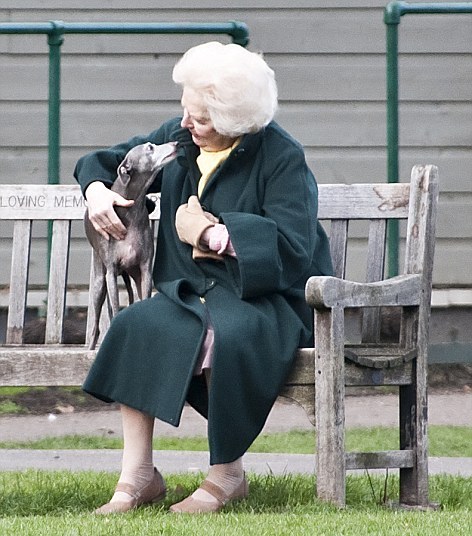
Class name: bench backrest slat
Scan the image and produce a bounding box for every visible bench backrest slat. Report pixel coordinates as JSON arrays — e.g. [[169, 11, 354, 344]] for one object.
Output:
[[45, 220, 71, 344], [404, 166, 438, 278], [6, 220, 32, 343], [328, 220, 348, 279], [316, 183, 410, 220], [361, 218, 387, 343]]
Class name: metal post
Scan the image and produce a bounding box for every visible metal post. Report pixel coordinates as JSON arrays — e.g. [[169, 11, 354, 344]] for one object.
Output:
[[384, 1, 472, 277], [385, 5, 401, 278], [46, 21, 64, 278], [47, 21, 64, 187]]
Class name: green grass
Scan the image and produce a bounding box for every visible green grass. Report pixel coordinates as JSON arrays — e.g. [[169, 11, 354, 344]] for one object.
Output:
[[0, 471, 471, 535], [0, 387, 39, 397], [1, 426, 471, 457], [0, 400, 23, 414]]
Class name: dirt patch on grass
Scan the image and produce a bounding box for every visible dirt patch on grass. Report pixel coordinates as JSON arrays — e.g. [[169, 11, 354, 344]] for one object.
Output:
[[0, 386, 118, 416]]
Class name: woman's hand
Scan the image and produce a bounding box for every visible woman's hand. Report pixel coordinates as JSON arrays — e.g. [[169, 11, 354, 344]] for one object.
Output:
[[175, 196, 216, 247], [85, 181, 134, 240]]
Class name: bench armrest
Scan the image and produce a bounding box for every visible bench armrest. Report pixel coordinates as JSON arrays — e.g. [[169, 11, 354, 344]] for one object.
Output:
[[305, 274, 422, 310]]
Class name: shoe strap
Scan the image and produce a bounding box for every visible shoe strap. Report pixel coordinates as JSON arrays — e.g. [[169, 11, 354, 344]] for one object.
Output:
[[115, 481, 138, 497], [199, 479, 227, 505]]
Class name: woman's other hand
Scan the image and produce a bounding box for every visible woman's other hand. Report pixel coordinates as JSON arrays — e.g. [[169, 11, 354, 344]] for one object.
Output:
[[175, 195, 216, 247], [85, 181, 134, 240]]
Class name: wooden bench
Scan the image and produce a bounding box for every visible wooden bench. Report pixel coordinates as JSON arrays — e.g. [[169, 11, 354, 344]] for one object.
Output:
[[0, 164, 439, 508]]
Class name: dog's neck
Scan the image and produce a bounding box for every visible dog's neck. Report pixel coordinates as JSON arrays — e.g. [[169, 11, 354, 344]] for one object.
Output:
[[112, 172, 153, 226]]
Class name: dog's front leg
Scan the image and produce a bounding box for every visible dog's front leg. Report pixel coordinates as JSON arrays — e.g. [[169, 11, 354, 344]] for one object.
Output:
[[141, 259, 153, 300], [105, 266, 121, 318], [87, 251, 107, 350], [140, 225, 154, 300]]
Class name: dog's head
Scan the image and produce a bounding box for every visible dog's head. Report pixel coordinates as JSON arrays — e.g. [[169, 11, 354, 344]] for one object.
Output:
[[117, 142, 178, 189]]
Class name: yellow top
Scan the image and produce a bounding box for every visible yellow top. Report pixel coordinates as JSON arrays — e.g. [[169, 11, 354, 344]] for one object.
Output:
[[196, 139, 240, 197]]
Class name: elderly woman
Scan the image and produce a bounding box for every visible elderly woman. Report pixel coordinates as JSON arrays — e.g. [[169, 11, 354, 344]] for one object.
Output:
[[74, 41, 332, 514]]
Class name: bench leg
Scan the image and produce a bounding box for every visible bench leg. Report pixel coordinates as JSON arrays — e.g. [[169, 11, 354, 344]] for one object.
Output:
[[315, 306, 346, 507], [399, 361, 430, 507]]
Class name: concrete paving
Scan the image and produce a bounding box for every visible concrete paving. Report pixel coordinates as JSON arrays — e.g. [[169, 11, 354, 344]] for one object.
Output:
[[1, 392, 471, 442], [0, 392, 470, 476], [1, 449, 471, 477]]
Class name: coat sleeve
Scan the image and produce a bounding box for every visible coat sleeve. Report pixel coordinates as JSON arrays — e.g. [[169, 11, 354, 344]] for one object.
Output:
[[220, 141, 323, 300]]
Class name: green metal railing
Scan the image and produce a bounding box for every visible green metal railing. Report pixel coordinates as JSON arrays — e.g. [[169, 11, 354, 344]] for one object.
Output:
[[0, 21, 249, 188], [384, 2, 472, 277], [0, 21, 249, 280]]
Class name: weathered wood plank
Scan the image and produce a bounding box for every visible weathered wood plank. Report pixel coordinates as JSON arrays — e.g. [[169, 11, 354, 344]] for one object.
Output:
[[344, 360, 413, 386], [328, 220, 348, 279], [403, 166, 439, 277], [365, 219, 387, 283], [306, 274, 422, 310], [0, 185, 86, 219], [400, 165, 439, 506], [0, 184, 411, 221], [361, 219, 387, 342], [0, 185, 161, 220], [6, 220, 32, 344], [315, 305, 346, 507], [0, 347, 95, 386], [45, 220, 71, 344], [284, 348, 316, 385], [345, 450, 415, 471], [284, 351, 414, 386], [278, 385, 315, 426]]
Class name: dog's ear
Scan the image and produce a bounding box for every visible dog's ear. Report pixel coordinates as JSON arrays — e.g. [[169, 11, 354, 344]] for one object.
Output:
[[117, 158, 132, 187]]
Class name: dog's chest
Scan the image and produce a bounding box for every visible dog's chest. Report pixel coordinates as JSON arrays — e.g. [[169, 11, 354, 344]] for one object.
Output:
[[112, 227, 151, 269]]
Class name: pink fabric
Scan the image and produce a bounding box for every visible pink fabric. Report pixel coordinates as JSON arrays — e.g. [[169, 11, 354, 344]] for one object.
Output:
[[194, 322, 214, 375]]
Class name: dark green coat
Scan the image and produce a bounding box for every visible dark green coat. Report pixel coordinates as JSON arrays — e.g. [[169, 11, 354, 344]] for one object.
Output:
[[74, 117, 332, 464]]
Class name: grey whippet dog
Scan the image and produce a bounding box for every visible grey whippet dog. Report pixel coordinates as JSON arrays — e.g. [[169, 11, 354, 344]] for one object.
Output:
[[84, 141, 178, 350]]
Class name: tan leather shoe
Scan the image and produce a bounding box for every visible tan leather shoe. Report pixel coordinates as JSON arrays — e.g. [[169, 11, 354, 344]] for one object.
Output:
[[169, 476, 249, 514], [95, 468, 166, 514]]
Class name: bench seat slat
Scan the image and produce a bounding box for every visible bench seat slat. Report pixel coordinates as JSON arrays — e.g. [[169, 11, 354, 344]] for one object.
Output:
[[0, 346, 95, 386]]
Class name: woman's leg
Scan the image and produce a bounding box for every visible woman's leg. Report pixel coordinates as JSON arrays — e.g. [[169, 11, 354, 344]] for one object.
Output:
[[95, 404, 166, 513], [112, 404, 156, 501], [170, 368, 247, 513]]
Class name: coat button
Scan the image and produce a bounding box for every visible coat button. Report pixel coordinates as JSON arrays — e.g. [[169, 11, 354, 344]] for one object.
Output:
[[207, 279, 216, 289]]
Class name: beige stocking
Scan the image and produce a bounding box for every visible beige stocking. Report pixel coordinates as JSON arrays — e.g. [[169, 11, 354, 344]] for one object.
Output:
[[192, 367, 245, 503], [110, 404, 156, 503]]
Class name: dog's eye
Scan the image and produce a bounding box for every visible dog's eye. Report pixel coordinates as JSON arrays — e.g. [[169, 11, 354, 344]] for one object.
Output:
[[146, 143, 154, 152]]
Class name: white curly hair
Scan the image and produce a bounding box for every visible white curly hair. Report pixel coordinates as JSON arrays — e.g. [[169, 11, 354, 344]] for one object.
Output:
[[172, 41, 278, 136]]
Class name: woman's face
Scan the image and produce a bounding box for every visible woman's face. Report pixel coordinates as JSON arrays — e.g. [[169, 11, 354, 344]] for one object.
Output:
[[180, 87, 235, 152]]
